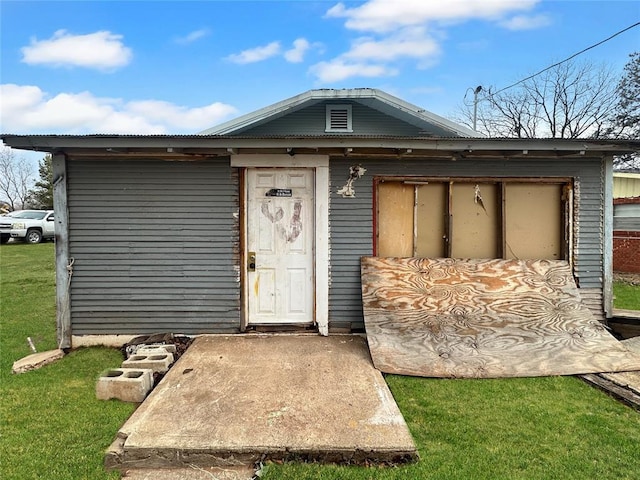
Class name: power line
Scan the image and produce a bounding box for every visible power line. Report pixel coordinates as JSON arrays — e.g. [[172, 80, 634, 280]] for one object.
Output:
[[489, 21, 640, 97]]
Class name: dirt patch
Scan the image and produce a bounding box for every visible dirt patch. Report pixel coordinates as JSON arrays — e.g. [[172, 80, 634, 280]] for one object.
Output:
[[121, 333, 194, 386], [614, 272, 640, 286], [121, 333, 193, 359]]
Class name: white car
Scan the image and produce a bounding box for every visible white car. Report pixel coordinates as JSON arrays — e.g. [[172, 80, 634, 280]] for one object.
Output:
[[6, 210, 55, 244], [0, 211, 16, 244]]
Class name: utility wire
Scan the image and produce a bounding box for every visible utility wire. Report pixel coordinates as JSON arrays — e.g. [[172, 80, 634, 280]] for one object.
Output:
[[488, 21, 640, 97]]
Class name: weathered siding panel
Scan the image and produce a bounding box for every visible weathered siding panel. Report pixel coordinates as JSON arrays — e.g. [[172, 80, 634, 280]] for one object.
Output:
[[67, 158, 240, 335], [614, 203, 640, 231], [241, 102, 424, 137], [328, 157, 604, 330], [329, 160, 377, 329], [613, 173, 640, 198]]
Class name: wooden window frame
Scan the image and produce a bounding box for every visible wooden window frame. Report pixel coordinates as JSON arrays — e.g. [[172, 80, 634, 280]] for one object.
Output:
[[374, 176, 574, 262]]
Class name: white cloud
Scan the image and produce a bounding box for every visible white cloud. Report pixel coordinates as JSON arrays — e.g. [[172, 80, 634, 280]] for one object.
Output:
[[284, 38, 311, 63], [499, 14, 551, 31], [0, 84, 237, 134], [309, 59, 398, 83], [226, 41, 281, 64], [309, 26, 439, 82], [175, 28, 211, 45], [344, 27, 440, 62], [315, 0, 546, 83], [126, 100, 237, 130], [326, 0, 540, 33], [21, 30, 133, 70], [226, 38, 322, 66]]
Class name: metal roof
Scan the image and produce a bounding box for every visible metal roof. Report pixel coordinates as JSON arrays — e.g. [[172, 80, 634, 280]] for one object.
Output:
[[2, 133, 638, 158], [197, 88, 481, 138]]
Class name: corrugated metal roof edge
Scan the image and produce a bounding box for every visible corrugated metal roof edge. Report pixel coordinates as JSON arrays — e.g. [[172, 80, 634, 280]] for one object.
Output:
[[2, 133, 639, 142], [2, 133, 639, 154]]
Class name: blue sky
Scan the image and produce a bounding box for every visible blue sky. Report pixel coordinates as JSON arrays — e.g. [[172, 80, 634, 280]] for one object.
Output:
[[1, 0, 639, 138]]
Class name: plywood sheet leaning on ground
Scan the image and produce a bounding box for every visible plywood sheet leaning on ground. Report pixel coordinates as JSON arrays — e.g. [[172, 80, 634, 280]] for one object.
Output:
[[361, 257, 640, 378]]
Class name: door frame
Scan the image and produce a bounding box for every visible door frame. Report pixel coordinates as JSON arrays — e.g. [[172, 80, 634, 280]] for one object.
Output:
[[232, 154, 330, 335]]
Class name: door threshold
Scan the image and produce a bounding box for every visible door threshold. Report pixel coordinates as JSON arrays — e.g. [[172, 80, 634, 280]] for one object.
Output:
[[248, 323, 317, 334]]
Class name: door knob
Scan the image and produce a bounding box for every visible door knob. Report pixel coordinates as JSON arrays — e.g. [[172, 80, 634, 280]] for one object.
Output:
[[248, 252, 256, 272]]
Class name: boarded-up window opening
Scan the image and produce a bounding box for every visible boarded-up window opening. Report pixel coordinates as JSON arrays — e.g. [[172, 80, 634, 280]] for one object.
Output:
[[377, 182, 413, 256], [376, 178, 570, 260], [451, 182, 500, 258], [504, 183, 563, 260]]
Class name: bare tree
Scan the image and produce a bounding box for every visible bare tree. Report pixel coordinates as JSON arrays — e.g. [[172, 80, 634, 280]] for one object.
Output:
[[456, 59, 619, 140], [0, 146, 35, 211]]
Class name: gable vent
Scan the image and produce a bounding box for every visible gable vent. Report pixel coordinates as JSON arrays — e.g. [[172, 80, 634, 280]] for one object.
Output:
[[326, 104, 353, 132], [330, 109, 349, 129]]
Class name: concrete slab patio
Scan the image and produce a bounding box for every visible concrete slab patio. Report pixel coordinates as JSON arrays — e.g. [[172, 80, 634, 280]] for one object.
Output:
[[107, 334, 417, 473]]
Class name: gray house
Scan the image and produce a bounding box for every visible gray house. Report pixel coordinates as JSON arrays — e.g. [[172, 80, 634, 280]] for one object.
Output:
[[3, 88, 638, 348]]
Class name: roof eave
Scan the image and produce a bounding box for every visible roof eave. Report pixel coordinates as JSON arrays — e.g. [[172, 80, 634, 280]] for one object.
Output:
[[2, 134, 638, 156]]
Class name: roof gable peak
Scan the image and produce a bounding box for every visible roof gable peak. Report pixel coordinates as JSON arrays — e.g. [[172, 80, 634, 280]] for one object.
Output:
[[199, 88, 479, 138]]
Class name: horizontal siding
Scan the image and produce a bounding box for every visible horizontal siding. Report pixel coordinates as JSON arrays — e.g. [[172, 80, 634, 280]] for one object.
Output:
[[329, 161, 374, 328], [614, 203, 640, 231], [65, 155, 605, 334], [241, 101, 424, 136], [614, 218, 640, 230], [578, 288, 605, 321], [328, 156, 604, 330], [613, 175, 640, 197], [67, 158, 240, 335]]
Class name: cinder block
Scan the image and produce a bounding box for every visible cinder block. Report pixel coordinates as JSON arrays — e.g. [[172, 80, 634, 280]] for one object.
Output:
[[96, 368, 154, 403], [122, 352, 175, 373], [135, 345, 176, 356], [147, 343, 177, 353]]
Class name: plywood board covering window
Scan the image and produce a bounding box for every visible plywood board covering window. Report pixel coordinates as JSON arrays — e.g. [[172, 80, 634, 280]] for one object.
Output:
[[504, 184, 563, 260], [376, 179, 569, 260], [451, 183, 500, 258], [415, 183, 447, 257], [377, 182, 414, 256]]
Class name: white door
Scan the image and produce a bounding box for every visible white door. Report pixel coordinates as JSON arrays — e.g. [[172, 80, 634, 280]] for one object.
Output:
[[246, 168, 315, 325]]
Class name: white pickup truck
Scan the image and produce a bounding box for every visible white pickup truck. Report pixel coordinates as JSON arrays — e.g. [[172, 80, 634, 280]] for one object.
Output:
[[0, 210, 55, 244]]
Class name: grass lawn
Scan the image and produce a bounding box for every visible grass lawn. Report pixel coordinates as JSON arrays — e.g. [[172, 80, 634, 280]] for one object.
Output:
[[0, 243, 134, 479], [1, 243, 640, 479], [613, 281, 640, 310], [263, 375, 640, 479]]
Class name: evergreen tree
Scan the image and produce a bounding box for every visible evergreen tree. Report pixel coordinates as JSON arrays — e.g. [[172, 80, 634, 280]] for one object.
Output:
[[611, 52, 639, 171], [27, 155, 53, 209], [615, 52, 640, 137]]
